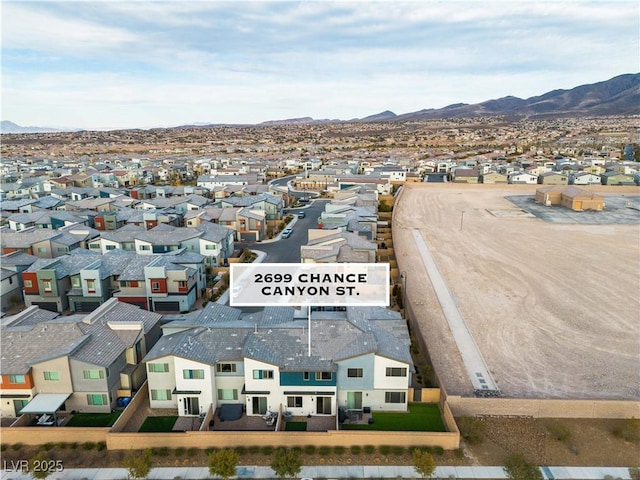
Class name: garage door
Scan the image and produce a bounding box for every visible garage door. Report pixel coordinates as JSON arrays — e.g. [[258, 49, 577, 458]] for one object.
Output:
[[153, 301, 180, 312], [32, 302, 58, 312], [75, 301, 101, 312]]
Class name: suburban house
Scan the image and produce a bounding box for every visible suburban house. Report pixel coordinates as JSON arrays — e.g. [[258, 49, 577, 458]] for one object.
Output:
[[570, 172, 602, 185], [479, 172, 508, 184], [537, 172, 569, 185], [0, 251, 38, 313], [0, 299, 162, 418], [601, 172, 636, 186], [507, 172, 538, 184], [317, 204, 379, 240], [301, 229, 377, 263], [451, 167, 479, 183], [144, 304, 413, 418], [213, 193, 283, 226]]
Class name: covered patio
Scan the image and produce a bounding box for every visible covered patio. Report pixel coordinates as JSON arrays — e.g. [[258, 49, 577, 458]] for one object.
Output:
[[19, 393, 71, 426]]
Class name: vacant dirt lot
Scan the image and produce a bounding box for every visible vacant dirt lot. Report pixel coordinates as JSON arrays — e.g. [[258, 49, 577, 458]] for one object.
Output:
[[394, 183, 640, 399]]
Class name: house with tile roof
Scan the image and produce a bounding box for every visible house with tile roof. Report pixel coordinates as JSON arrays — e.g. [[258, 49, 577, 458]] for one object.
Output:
[[0, 299, 162, 417], [301, 228, 377, 263], [143, 304, 413, 418]]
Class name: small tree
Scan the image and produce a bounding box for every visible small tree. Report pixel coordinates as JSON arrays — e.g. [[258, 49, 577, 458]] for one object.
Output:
[[503, 453, 543, 480], [123, 449, 152, 480], [29, 452, 52, 480], [208, 449, 239, 480], [270, 447, 302, 480], [629, 467, 640, 480], [412, 448, 436, 479]]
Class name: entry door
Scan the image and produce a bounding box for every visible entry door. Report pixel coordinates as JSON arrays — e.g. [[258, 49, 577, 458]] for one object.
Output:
[[252, 397, 267, 415], [316, 396, 332, 415], [183, 397, 199, 415], [347, 392, 362, 409]]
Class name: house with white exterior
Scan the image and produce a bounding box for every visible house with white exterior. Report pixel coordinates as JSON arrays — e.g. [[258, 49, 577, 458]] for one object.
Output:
[[144, 304, 413, 419], [507, 172, 538, 184]]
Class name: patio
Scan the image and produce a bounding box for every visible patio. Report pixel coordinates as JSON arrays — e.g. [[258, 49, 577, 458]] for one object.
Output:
[[207, 407, 337, 432]]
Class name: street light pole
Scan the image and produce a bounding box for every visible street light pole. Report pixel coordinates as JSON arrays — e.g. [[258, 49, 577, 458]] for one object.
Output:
[[460, 210, 465, 231]]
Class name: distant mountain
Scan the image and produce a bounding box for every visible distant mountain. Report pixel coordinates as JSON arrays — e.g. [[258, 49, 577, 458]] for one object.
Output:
[[359, 110, 397, 122], [387, 73, 639, 121], [258, 117, 340, 126], [0, 120, 63, 134]]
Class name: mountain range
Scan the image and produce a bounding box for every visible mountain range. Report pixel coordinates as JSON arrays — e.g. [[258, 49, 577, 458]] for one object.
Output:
[[2, 73, 638, 133]]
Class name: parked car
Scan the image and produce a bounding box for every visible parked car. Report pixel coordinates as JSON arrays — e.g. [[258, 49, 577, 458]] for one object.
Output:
[[281, 228, 293, 238], [297, 211, 306, 218]]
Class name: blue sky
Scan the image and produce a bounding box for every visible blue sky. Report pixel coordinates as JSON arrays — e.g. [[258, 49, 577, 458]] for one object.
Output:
[[2, 1, 638, 130]]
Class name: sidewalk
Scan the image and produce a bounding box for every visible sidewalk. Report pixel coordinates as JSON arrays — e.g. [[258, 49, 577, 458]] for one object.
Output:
[[0, 465, 633, 480]]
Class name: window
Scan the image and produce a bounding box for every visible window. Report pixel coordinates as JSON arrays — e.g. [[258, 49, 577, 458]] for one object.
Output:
[[24, 280, 33, 288], [43, 371, 60, 381], [317, 371, 332, 381], [205, 244, 216, 250], [86, 279, 96, 293], [139, 245, 150, 251], [151, 282, 160, 292], [83, 370, 104, 380], [148, 363, 169, 373], [216, 363, 236, 373], [105, 245, 116, 251], [38, 247, 47, 253], [347, 368, 363, 378], [252, 369, 274, 380], [385, 392, 406, 404], [87, 394, 108, 406], [287, 396, 303, 408], [150, 389, 172, 401], [42, 279, 52, 293], [71, 277, 81, 288], [385, 367, 407, 377], [8, 375, 25, 384], [57, 247, 66, 253], [217, 389, 238, 401], [182, 369, 204, 380], [178, 280, 187, 288], [89, 243, 100, 249], [303, 372, 310, 381]]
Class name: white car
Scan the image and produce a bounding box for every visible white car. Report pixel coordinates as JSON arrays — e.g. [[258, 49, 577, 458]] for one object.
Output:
[[281, 228, 293, 238]]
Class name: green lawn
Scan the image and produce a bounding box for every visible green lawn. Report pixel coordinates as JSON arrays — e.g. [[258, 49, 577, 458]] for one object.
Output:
[[341, 403, 446, 432], [65, 411, 122, 427], [284, 421, 307, 431], [138, 416, 178, 432]]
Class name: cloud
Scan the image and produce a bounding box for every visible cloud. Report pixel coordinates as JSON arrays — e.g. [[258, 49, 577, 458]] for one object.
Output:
[[2, 1, 638, 129]]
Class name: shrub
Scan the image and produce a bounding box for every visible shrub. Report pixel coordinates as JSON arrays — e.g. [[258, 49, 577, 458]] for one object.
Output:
[[234, 446, 246, 456], [455, 448, 464, 458], [612, 417, 639, 443], [69, 442, 78, 450], [208, 449, 239, 480], [260, 446, 273, 456], [40, 443, 55, 451], [433, 446, 445, 456], [123, 449, 153, 480], [391, 446, 405, 455], [379, 445, 391, 455], [503, 453, 543, 480], [56, 442, 68, 450], [303, 445, 316, 455], [152, 447, 169, 456], [629, 467, 640, 480], [546, 422, 572, 442], [82, 442, 95, 450], [96, 442, 106, 452], [350, 445, 362, 455], [248, 446, 260, 455], [174, 447, 185, 457], [458, 417, 486, 445], [187, 448, 198, 457], [333, 446, 345, 455], [363, 445, 375, 454], [0, 444, 7, 452], [11, 443, 23, 451], [318, 446, 331, 455]]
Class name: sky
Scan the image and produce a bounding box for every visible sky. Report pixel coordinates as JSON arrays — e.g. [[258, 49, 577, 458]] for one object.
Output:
[[1, 1, 638, 131]]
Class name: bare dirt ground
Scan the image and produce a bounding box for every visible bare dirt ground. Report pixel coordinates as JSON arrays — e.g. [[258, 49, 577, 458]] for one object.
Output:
[[394, 183, 640, 399]]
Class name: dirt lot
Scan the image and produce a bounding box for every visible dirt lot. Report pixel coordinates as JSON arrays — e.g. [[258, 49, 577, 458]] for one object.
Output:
[[394, 183, 640, 399]]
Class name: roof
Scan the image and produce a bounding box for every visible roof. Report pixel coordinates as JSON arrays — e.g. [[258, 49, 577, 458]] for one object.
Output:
[[19, 393, 71, 414]]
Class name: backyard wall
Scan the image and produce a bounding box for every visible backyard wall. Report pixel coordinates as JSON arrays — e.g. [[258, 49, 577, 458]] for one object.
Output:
[[110, 380, 149, 433], [1, 426, 108, 445], [107, 429, 459, 451], [447, 396, 640, 419]]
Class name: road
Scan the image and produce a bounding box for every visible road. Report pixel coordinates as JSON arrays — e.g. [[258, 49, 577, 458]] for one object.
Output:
[[238, 199, 328, 264]]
